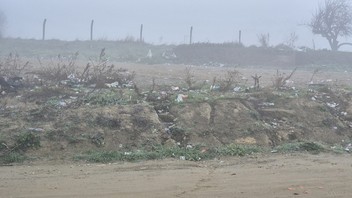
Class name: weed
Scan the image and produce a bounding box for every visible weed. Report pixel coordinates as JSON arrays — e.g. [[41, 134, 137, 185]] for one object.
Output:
[[300, 142, 325, 154], [0, 132, 40, 164], [272, 68, 297, 90], [74, 144, 263, 163], [83, 89, 126, 105], [0, 152, 26, 164], [217, 69, 241, 92], [217, 144, 262, 156], [81, 48, 136, 88], [95, 114, 121, 128], [33, 52, 79, 85], [274, 141, 325, 154], [0, 52, 30, 77], [132, 116, 150, 128], [183, 66, 196, 90], [14, 132, 41, 151]]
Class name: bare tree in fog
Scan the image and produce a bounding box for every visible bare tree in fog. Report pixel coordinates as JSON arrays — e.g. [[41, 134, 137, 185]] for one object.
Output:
[[0, 10, 6, 38], [308, 0, 352, 51], [257, 33, 270, 48]]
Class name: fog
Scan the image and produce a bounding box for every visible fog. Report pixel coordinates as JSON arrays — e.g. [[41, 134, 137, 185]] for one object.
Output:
[[0, 0, 346, 49]]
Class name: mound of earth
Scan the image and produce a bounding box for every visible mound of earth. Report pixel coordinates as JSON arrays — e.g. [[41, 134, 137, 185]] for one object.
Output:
[[170, 89, 352, 147], [1, 84, 352, 162]]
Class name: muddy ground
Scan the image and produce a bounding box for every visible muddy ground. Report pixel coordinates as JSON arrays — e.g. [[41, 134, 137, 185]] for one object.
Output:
[[1, 153, 351, 198]]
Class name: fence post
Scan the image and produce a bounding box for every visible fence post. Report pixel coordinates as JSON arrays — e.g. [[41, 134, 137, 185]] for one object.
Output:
[[239, 30, 242, 44], [90, 20, 94, 41], [139, 24, 144, 42], [42, 18, 47, 40], [189, 26, 193, 44]]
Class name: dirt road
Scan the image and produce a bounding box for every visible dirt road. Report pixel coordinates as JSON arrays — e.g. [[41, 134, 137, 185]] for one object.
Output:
[[1, 153, 351, 198]]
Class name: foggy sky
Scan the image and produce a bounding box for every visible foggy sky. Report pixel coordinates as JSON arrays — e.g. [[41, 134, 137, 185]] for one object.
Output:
[[1, 0, 350, 49]]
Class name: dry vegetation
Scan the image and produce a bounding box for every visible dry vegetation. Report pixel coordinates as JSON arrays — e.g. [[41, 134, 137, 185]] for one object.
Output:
[[0, 45, 352, 165]]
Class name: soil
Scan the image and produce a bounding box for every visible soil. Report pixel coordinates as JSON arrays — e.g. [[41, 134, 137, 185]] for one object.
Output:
[[1, 61, 352, 197], [1, 153, 351, 198]]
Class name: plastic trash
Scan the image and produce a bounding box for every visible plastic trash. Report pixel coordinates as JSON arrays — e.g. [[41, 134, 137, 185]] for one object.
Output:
[[176, 94, 188, 103]]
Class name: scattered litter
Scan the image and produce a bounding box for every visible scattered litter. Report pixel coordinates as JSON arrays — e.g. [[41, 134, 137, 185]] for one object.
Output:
[[311, 96, 316, 101], [233, 87, 241, 92], [27, 128, 44, 132], [171, 86, 179, 91], [260, 102, 275, 107], [147, 49, 153, 58], [124, 152, 132, 155], [201, 148, 207, 153], [326, 102, 338, 108], [67, 73, 80, 83], [345, 143, 352, 152], [271, 150, 278, 153], [210, 85, 220, 91], [179, 156, 186, 160], [341, 112, 347, 116], [176, 94, 188, 103], [105, 81, 119, 88], [58, 101, 67, 107], [186, 144, 193, 149]]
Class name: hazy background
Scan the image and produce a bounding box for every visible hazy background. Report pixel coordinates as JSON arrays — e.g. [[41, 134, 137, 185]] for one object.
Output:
[[1, 0, 350, 49]]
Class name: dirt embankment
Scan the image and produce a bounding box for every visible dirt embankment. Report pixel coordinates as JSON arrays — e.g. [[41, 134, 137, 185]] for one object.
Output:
[[1, 84, 352, 161]]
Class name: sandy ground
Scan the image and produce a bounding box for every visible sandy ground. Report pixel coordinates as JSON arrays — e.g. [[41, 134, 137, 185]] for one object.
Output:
[[1, 153, 351, 198]]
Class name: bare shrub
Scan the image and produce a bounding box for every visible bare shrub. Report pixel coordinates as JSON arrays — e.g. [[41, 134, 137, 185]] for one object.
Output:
[[272, 68, 297, 90], [310, 68, 322, 83], [80, 48, 136, 88], [0, 53, 30, 92], [0, 52, 30, 77], [217, 69, 240, 92], [258, 33, 270, 48], [33, 52, 79, 85], [285, 32, 299, 49], [183, 66, 196, 90], [251, 74, 262, 89]]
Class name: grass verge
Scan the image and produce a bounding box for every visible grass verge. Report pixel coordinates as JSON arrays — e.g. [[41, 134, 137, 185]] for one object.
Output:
[[74, 144, 263, 163]]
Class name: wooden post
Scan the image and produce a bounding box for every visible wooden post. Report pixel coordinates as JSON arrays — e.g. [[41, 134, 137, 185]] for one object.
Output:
[[42, 18, 47, 40], [140, 24, 144, 42], [239, 30, 242, 44], [90, 20, 94, 41], [189, 26, 193, 44]]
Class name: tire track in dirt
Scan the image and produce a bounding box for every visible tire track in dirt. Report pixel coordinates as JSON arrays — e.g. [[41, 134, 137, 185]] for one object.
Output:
[[176, 166, 217, 197]]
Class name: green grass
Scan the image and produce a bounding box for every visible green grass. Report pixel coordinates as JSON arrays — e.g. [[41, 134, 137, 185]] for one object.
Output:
[[274, 141, 326, 154], [74, 144, 264, 163], [74, 141, 343, 164], [217, 144, 263, 156], [0, 152, 26, 164]]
